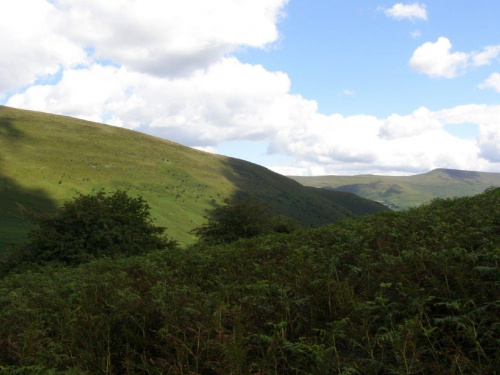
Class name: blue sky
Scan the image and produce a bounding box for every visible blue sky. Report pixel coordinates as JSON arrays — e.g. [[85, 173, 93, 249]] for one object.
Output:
[[235, 1, 500, 116], [1, 1, 500, 175]]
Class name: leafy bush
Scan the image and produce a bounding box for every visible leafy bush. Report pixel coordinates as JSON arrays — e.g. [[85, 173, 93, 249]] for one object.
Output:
[[9, 190, 177, 266], [191, 196, 301, 245]]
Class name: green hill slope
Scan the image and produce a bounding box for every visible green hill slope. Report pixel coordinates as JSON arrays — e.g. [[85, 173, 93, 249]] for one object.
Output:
[[290, 168, 500, 210], [0, 106, 388, 251]]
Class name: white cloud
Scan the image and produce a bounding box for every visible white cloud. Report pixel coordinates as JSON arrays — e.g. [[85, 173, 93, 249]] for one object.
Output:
[[477, 126, 500, 162], [7, 64, 135, 123], [0, 0, 88, 95], [384, 3, 428, 21], [410, 37, 469, 78], [0, 0, 287, 98], [435, 105, 500, 162], [274, 104, 500, 175], [7, 57, 297, 146], [269, 106, 487, 176], [479, 73, 500, 92], [50, 0, 287, 77], [379, 107, 441, 139], [410, 38, 500, 78], [472, 45, 500, 66]]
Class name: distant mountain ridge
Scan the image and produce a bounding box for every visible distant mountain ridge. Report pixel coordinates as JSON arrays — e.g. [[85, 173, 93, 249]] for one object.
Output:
[[290, 168, 500, 210], [0, 106, 388, 252]]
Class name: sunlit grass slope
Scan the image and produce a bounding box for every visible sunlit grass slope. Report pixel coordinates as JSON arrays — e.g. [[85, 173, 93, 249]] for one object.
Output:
[[291, 168, 500, 210], [0, 106, 388, 251]]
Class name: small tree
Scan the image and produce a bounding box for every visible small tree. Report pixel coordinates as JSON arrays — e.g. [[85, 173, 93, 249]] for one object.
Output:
[[192, 196, 301, 245], [17, 190, 177, 265]]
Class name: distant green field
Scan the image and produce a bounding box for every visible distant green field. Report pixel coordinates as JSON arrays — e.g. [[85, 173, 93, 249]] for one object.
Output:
[[290, 168, 500, 210], [0, 106, 388, 253]]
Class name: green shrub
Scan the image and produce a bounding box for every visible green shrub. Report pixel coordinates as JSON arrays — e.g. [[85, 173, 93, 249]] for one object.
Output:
[[11, 190, 177, 266], [191, 196, 301, 245]]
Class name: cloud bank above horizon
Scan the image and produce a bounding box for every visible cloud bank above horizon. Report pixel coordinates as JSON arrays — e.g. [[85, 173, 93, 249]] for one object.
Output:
[[1, 0, 500, 176]]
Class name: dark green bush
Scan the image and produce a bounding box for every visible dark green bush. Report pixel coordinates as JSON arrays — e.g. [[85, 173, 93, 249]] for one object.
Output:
[[10, 190, 177, 266], [191, 196, 301, 245]]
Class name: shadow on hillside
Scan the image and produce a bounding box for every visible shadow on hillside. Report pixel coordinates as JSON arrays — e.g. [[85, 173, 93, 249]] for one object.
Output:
[[0, 112, 58, 254], [219, 157, 350, 228], [218, 156, 391, 230], [220, 157, 303, 202], [0, 114, 24, 139]]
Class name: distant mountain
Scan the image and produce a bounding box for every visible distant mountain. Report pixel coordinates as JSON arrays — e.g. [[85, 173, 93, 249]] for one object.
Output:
[[290, 168, 500, 210], [0, 106, 388, 252]]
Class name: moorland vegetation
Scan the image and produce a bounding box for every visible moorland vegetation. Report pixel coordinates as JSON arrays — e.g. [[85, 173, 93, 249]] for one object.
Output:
[[1, 187, 499, 374]]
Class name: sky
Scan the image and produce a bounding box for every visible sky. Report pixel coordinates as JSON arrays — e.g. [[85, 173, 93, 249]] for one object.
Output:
[[1, 1, 500, 176]]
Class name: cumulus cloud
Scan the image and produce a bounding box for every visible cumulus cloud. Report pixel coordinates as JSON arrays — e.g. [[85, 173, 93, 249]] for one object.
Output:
[[434, 104, 500, 166], [0, 0, 87, 95], [0, 0, 287, 98], [410, 38, 500, 78], [269, 106, 487, 176], [50, 0, 287, 77], [436, 104, 500, 126], [384, 3, 428, 21], [479, 73, 500, 92], [7, 57, 297, 146], [379, 107, 442, 139], [477, 126, 500, 162], [7, 64, 138, 123], [410, 37, 468, 78]]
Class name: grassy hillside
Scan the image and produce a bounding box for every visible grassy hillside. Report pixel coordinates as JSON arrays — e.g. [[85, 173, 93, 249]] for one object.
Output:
[[1, 188, 498, 373], [291, 168, 500, 210], [0, 106, 388, 251]]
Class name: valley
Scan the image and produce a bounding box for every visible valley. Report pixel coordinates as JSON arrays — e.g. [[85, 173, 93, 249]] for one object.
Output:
[[291, 168, 500, 210]]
